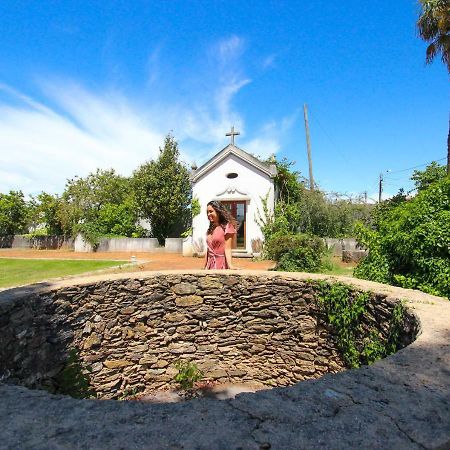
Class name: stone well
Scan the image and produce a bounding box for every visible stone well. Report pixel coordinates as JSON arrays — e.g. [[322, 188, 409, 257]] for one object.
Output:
[[0, 272, 415, 399], [0, 270, 449, 449]]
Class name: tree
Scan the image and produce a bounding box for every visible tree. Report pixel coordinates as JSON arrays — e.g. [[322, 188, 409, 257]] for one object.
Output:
[[58, 169, 138, 242], [416, 0, 450, 176], [259, 157, 372, 240], [411, 161, 446, 191], [354, 169, 450, 299], [0, 191, 28, 235], [95, 198, 143, 237], [132, 134, 191, 244], [28, 192, 64, 235], [417, 0, 450, 72]]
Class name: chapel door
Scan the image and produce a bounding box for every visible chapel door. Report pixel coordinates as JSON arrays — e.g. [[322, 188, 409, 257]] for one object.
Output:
[[221, 201, 246, 249]]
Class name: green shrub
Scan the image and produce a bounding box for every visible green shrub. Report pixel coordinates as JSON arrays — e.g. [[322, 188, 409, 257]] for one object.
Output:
[[173, 360, 203, 390], [354, 174, 450, 299], [265, 233, 327, 272]]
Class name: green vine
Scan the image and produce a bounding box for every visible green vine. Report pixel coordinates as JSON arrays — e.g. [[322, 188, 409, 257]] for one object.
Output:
[[316, 282, 406, 368], [54, 348, 96, 399]]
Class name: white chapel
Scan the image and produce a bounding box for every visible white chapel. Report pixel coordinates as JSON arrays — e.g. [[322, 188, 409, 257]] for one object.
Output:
[[191, 127, 277, 256]]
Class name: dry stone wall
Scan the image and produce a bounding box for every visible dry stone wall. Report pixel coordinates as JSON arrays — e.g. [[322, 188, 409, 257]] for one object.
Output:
[[0, 274, 412, 400]]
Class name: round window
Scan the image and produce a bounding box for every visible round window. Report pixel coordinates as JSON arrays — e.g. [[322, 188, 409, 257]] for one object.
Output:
[[226, 172, 238, 179]]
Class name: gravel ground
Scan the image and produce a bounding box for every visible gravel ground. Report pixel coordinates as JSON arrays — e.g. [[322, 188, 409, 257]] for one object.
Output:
[[0, 248, 275, 271]]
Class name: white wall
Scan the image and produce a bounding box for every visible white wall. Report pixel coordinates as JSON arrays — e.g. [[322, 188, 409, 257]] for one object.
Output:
[[192, 154, 275, 254]]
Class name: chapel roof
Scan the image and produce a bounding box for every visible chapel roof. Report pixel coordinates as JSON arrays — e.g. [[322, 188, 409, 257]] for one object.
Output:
[[191, 143, 277, 183]]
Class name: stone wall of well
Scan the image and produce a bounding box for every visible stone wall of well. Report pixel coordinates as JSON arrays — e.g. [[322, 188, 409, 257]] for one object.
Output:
[[0, 274, 414, 400]]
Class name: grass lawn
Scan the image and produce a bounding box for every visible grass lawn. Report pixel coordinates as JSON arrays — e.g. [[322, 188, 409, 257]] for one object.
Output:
[[0, 259, 127, 288], [320, 258, 356, 277]]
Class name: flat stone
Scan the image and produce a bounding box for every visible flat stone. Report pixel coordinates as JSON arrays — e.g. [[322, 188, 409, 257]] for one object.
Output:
[[168, 342, 197, 354], [175, 295, 203, 307], [101, 372, 122, 383], [134, 323, 149, 333], [197, 344, 218, 353], [247, 324, 274, 333], [172, 283, 197, 295], [91, 362, 103, 373], [152, 359, 169, 368], [165, 367, 178, 378], [131, 344, 149, 353], [82, 321, 93, 335], [164, 312, 187, 322], [176, 325, 196, 334], [207, 369, 228, 379], [208, 318, 223, 328], [139, 356, 158, 365], [100, 378, 121, 390], [199, 276, 223, 289], [104, 359, 133, 369], [228, 369, 247, 377], [296, 352, 315, 361], [83, 332, 101, 349], [147, 369, 166, 376], [144, 369, 166, 380]]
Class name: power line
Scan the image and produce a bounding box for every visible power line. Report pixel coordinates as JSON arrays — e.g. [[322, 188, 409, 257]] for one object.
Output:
[[383, 175, 413, 182], [388, 157, 446, 174], [307, 106, 351, 166]]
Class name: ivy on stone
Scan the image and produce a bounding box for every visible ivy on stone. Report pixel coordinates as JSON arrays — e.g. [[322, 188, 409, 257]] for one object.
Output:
[[54, 348, 95, 399], [316, 282, 406, 368]]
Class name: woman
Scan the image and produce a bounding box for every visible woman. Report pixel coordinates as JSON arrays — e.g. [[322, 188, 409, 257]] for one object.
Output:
[[204, 200, 237, 270]]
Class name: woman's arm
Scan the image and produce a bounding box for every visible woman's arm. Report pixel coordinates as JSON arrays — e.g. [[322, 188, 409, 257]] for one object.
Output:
[[203, 247, 208, 269], [224, 234, 237, 269]]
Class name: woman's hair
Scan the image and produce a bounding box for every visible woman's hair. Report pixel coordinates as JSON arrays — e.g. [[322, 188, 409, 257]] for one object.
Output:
[[207, 200, 237, 235]]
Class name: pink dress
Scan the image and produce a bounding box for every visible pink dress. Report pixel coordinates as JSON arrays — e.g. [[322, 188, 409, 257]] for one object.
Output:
[[206, 223, 236, 269]]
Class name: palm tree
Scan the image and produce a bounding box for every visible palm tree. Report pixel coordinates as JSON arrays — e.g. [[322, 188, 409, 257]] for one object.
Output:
[[417, 0, 450, 71], [417, 0, 450, 176]]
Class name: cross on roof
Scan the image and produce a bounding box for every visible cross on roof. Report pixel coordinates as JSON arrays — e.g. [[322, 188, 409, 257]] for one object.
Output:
[[226, 126, 240, 145]]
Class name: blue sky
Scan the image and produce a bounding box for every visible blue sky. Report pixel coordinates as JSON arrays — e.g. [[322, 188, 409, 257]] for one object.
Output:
[[0, 0, 448, 201]]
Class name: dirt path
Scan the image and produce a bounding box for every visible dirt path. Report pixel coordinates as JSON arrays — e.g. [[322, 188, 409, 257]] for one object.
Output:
[[0, 249, 275, 271]]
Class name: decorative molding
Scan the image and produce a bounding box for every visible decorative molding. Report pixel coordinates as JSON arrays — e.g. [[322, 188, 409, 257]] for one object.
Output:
[[216, 185, 249, 197]]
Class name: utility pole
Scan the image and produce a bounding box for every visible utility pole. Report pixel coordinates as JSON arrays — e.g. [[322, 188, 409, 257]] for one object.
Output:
[[303, 104, 314, 190], [447, 117, 450, 177], [378, 173, 383, 203]]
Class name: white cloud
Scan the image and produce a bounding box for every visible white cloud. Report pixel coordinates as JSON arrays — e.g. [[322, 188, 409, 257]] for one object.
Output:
[[146, 45, 163, 86], [214, 77, 251, 120], [0, 36, 292, 195], [243, 137, 280, 159], [242, 111, 300, 159], [0, 78, 255, 195], [0, 82, 164, 195], [262, 54, 276, 70], [217, 35, 245, 66], [176, 35, 252, 152]]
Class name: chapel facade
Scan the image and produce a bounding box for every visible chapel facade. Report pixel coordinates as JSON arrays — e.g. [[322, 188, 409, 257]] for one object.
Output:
[[191, 128, 277, 256]]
